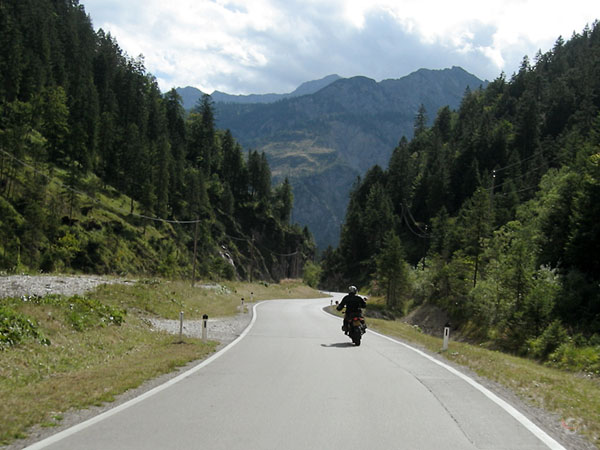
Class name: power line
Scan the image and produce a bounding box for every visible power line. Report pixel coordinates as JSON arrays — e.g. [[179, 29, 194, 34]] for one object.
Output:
[[400, 203, 431, 239], [223, 232, 299, 257], [492, 149, 548, 173], [508, 185, 540, 196], [490, 154, 561, 192], [404, 202, 429, 236]]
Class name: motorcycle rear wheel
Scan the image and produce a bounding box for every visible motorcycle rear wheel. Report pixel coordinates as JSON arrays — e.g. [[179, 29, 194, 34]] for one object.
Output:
[[350, 330, 362, 346]]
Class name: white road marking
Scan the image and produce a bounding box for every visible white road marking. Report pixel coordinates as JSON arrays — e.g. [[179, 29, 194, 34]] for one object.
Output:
[[320, 305, 566, 450], [24, 302, 263, 450]]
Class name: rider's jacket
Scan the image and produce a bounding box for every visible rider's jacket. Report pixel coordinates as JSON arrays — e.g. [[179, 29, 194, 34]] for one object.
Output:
[[336, 293, 366, 315]]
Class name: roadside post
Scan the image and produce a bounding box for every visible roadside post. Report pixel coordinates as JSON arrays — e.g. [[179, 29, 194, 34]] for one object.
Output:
[[179, 311, 184, 342], [442, 325, 450, 351], [202, 314, 208, 340], [241, 297, 244, 312]]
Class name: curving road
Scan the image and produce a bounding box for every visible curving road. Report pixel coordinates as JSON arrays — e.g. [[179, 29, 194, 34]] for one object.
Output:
[[28, 295, 564, 450]]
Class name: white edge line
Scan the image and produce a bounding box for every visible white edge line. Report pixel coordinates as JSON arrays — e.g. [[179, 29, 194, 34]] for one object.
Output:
[[24, 302, 264, 450], [320, 305, 566, 450]]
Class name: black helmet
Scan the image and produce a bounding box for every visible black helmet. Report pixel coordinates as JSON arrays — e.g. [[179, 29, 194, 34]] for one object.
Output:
[[348, 285, 357, 294]]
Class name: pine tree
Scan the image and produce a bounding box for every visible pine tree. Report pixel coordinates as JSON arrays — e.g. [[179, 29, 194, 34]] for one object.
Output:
[[414, 104, 427, 137], [376, 231, 410, 310], [456, 187, 493, 287], [40, 86, 69, 163], [221, 129, 247, 203], [274, 177, 293, 222]]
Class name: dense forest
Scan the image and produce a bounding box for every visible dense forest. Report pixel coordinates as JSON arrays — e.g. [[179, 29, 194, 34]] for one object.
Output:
[[0, 0, 315, 280], [321, 22, 600, 368]]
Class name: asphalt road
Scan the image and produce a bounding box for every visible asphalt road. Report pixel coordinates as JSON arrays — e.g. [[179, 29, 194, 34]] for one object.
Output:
[[28, 295, 564, 450]]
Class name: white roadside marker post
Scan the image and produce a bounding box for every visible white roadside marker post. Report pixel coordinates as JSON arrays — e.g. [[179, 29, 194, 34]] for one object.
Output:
[[179, 311, 184, 342], [202, 314, 208, 341], [442, 326, 450, 351], [241, 297, 244, 312]]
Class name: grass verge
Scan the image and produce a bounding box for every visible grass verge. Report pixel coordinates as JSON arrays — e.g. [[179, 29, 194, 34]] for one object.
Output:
[[89, 278, 325, 320], [0, 278, 324, 445]]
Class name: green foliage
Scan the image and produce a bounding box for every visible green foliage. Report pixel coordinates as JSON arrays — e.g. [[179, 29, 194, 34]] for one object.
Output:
[[547, 343, 600, 375], [7, 294, 125, 331], [0, 306, 46, 348], [375, 231, 410, 311], [302, 260, 321, 288], [528, 320, 569, 360], [62, 296, 125, 331]]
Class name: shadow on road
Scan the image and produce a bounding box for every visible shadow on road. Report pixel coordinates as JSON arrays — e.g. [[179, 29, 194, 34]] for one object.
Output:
[[321, 342, 355, 348]]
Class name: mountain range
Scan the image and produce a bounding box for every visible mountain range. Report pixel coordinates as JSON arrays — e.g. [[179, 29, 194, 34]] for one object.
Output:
[[176, 67, 488, 249], [177, 74, 342, 108]]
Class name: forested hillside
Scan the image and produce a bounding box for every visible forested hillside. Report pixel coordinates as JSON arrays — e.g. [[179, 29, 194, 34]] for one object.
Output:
[[0, 0, 314, 280], [322, 23, 600, 366]]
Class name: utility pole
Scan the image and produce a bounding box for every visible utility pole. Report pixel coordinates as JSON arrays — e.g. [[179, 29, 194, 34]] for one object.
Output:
[[192, 217, 199, 287], [249, 234, 254, 282], [489, 169, 496, 217]]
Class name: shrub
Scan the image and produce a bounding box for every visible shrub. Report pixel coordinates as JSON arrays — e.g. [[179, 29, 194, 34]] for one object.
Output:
[[16, 294, 125, 331], [0, 306, 49, 348], [548, 342, 600, 374], [64, 296, 125, 331], [528, 320, 569, 360], [302, 261, 321, 288]]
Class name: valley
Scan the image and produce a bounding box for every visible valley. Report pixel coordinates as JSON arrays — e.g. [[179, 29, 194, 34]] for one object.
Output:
[[178, 67, 488, 248]]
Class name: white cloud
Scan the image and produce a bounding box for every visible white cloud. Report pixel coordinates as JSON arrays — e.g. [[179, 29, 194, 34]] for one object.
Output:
[[82, 0, 598, 93]]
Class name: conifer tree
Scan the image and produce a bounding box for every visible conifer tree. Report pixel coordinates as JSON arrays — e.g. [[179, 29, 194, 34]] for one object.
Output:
[[376, 231, 410, 310]]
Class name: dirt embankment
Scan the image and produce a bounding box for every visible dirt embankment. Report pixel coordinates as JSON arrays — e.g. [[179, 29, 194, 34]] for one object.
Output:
[[401, 303, 451, 336]]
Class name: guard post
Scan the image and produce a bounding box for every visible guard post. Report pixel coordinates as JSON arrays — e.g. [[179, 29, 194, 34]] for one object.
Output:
[[202, 314, 208, 340]]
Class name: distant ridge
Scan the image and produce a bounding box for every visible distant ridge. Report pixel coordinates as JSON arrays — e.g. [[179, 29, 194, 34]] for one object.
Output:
[[176, 74, 342, 109]]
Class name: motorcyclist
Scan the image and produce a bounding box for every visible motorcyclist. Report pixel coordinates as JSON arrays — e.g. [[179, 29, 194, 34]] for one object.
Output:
[[336, 285, 366, 334]]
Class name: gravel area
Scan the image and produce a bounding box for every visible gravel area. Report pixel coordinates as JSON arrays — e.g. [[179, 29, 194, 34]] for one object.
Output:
[[147, 314, 251, 347], [0, 274, 136, 299]]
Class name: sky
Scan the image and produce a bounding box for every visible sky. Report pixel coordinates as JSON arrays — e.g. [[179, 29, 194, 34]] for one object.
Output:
[[81, 0, 599, 95]]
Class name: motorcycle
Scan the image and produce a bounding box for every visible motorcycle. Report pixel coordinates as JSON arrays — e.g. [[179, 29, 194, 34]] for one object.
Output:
[[343, 313, 367, 346]]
